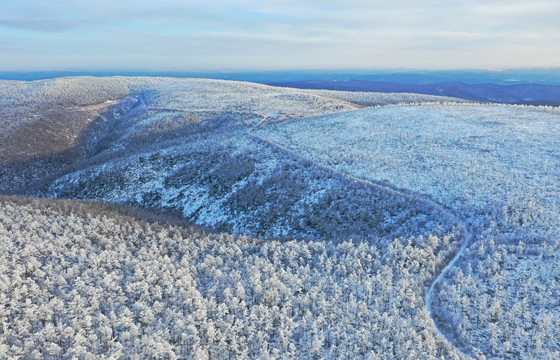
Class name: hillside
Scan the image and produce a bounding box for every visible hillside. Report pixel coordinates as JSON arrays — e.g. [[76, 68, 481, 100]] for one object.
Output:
[[0, 194, 461, 358], [255, 103, 560, 358], [0, 77, 461, 194], [1, 77, 464, 243], [1, 77, 559, 358]]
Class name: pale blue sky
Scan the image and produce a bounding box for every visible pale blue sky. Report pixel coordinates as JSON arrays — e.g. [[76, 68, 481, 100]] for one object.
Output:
[[1, 0, 559, 70]]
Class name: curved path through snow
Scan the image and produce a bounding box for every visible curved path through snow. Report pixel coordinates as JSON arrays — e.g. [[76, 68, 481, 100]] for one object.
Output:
[[249, 127, 473, 359]]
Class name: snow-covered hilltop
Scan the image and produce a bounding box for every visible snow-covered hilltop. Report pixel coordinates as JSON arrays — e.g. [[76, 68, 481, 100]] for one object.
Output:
[[1, 76, 558, 358], [0, 77, 461, 193]]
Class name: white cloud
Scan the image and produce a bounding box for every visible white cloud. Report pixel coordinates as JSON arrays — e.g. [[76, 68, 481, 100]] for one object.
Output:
[[0, 0, 558, 70]]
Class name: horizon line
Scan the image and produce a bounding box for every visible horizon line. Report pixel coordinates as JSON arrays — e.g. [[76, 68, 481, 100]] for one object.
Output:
[[2, 67, 560, 74]]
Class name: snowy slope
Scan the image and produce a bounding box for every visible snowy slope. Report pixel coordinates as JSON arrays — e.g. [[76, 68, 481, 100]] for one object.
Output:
[[0, 76, 461, 193], [4, 77, 558, 358], [0, 79, 471, 359], [0, 195, 459, 359], [1, 77, 466, 246], [255, 103, 560, 357]]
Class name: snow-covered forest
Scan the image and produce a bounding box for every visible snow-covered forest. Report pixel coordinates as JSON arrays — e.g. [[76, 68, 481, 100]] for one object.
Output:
[[0, 196, 461, 358], [256, 104, 560, 358], [0, 77, 558, 358]]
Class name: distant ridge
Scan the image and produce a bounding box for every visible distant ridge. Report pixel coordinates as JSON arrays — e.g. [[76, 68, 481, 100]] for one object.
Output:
[[268, 80, 560, 106], [2, 69, 559, 105]]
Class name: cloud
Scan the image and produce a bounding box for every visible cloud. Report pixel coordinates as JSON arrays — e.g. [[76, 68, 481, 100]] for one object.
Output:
[[0, 0, 559, 70], [0, 17, 83, 32]]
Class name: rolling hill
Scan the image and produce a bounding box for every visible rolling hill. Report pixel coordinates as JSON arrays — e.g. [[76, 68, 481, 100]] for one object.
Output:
[[1, 77, 559, 358]]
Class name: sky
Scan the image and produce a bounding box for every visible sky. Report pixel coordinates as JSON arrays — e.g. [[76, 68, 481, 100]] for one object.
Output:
[[0, 0, 559, 71]]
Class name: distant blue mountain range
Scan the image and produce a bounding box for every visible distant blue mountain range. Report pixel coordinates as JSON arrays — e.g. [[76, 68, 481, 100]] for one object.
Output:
[[267, 80, 560, 106]]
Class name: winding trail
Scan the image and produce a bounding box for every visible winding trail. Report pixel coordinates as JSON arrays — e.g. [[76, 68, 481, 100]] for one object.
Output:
[[248, 127, 473, 359]]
